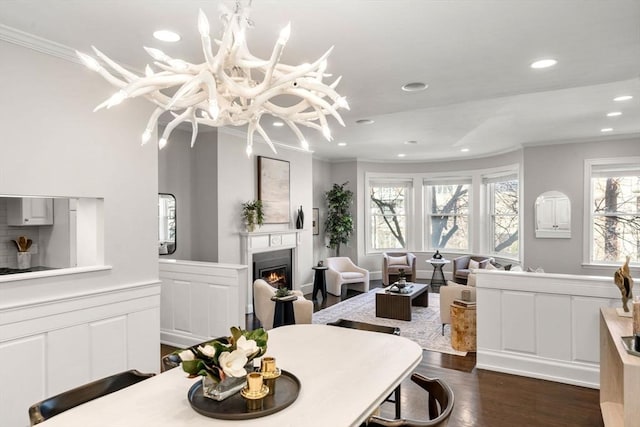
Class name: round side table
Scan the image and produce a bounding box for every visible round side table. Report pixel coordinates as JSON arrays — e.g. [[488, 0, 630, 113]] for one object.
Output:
[[427, 258, 450, 290]]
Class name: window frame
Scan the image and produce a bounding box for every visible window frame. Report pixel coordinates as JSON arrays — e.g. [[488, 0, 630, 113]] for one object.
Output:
[[423, 177, 472, 253], [483, 172, 520, 260], [584, 157, 640, 266], [365, 176, 413, 254]]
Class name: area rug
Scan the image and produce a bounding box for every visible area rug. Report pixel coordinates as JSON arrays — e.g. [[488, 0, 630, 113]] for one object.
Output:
[[312, 289, 466, 356]]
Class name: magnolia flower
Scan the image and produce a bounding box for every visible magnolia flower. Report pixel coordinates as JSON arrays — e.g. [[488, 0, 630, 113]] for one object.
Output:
[[178, 350, 195, 361], [198, 344, 216, 358], [218, 349, 248, 377], [236, 336, 259, 357]]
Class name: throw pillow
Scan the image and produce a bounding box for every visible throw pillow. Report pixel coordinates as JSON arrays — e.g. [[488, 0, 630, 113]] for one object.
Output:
[[388, 255, 407, 266], [485, 262, 498, 270], [468, 259, 480, 270]]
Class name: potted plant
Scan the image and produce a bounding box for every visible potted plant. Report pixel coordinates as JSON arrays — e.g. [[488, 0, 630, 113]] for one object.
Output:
[[325, 182, 353, 256], [242, 200, 264, 232]]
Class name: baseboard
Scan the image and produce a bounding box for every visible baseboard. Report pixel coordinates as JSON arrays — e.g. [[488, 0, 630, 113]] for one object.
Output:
[[476, 348, 600, 389], [299, 282, 313, 295], [161, 330, 210, 348]]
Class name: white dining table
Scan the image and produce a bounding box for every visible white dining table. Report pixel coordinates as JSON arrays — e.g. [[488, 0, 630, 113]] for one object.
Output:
[[38, 324, 423, 427]]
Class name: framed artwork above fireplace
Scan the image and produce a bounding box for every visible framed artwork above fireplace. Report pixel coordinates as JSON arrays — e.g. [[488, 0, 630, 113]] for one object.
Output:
[[258, 156, 290, 224]]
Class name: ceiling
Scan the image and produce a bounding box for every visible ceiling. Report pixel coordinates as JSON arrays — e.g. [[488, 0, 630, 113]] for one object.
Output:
[[1, 0, 639, 161]]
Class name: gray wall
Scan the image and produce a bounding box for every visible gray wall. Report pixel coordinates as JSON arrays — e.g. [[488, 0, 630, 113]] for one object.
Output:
[[523, 136, 640, 276], [312, 158, 331, 265], [312, 139, 640, 279], [0, 39, 158, 297]]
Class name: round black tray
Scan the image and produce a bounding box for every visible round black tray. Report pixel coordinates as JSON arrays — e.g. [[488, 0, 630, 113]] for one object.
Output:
[[187, 370, 301, 420]]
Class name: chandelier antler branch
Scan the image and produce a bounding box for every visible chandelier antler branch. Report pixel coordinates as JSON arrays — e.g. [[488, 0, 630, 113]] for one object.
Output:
[[76, 3, 348, 155]]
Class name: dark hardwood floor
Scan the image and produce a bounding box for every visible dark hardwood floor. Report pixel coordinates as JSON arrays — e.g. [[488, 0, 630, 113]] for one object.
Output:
[[161, 280, 604, 427]]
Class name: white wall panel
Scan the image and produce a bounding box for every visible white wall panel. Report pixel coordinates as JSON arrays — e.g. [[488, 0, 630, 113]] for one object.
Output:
[[572, 296, 608, 363], [173, 280, 192, 332], [502, 291, 535, 353], [476, 270, 626, 388], [90, 317, 127, 379], [47, 325, 90, 396], [536, 294, 571, 360], [127, 308, 161, 373], [0, 335, 45, 427]]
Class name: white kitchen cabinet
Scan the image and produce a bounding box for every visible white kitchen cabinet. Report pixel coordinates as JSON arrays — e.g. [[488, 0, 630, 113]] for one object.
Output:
[[535, 191, 571, 238], [7, 197, 54, 225]]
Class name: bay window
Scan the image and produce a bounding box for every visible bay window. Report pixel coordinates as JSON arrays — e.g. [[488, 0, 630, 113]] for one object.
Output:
[[484, 173, 519, 258], [424, 179, 470, 251], [369, 180, 412, 251]]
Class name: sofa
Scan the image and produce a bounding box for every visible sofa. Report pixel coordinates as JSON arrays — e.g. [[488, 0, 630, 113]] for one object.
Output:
[[382, 252, 417, 286], [452, 255, 494, 284]]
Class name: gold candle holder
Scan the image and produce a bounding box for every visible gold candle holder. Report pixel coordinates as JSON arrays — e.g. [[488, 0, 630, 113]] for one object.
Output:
[[240, 372, 269, 410], [260, 356, 281, 396]]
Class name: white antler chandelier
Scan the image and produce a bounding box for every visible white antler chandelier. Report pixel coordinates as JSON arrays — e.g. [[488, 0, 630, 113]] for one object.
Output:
[[76, 2, 348, 155]]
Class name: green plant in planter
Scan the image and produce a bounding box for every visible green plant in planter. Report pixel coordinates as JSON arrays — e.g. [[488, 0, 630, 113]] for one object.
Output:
[[325, 182, 353, 257], [242, 200, 264, 232]]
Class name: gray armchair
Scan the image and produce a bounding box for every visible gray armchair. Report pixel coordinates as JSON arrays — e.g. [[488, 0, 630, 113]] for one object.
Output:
[[382, 252, 417, 286], [452, 255, 493, 284]]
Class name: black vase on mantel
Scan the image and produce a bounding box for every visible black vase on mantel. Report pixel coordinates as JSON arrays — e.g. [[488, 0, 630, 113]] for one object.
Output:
[[296, 206, 304, 229]]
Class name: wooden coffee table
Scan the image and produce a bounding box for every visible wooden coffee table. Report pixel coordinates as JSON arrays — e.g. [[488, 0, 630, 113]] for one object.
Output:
[[375, 283, 429, 321]]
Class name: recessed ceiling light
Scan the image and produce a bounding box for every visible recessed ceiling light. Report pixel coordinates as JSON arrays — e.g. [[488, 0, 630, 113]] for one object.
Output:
[[601, 128, 613, 132], [397, 153, 406, 158], [530, 58, 557, 69], [460, 148, 470, 152], [614, 95, 633, 102], [337, 142, 347, 147], [273, 121, 284, 127], [607, 111, 622, 117], [401, 82, 428, 92], [404, 140, 418, 145], [153, 30, 181, 42], [356, 119, 374, 125]]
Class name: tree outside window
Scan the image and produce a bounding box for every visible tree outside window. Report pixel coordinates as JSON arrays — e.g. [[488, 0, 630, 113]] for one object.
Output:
[[486, 177, 519, 257], [425, 182, 470, 251], [591, 164, 640, 263], [370, 182, 409, 250]]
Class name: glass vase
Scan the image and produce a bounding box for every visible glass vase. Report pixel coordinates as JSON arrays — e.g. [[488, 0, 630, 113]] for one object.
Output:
[[202, 373, 247, 401]]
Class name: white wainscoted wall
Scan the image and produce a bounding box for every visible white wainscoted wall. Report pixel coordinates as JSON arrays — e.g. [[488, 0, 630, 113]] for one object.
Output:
[[475, 269, 634, 389], [159, 260, 248, 347]]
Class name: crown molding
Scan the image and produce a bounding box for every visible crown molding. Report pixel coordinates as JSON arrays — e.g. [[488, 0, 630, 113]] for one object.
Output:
[[218, 127, 315, 155], [0, 24, 82, 65]]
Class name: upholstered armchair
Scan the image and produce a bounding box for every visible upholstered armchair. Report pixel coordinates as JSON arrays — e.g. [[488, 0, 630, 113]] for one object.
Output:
[[382, 252, 417, 286], [440, 280, 477, 335], [452, 255, 493, 284], [325, 257, 370, 298], [253, 279, 313, 330]]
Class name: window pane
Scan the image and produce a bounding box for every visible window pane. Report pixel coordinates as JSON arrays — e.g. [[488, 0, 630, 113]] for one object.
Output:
[[490, 179, 519, 256], [428, 215, 468, 250], [591, 167, 640, 263], [430, 185, 469, 214], [370, 184, 408, 249]]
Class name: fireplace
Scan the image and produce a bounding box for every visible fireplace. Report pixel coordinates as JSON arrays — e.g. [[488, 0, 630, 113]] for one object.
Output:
[[253, 249, 292, 289]]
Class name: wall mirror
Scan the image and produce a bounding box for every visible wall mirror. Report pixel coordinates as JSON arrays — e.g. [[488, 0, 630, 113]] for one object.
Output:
[[535, 191, 571, 238], [159, 193, 176, 255]]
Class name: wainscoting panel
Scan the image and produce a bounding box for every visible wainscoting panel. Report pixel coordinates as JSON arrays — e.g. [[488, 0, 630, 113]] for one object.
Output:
[[0, 335, 45, 427], [159, 260, 248, 348], [501, 291, 536, 353], [47, 324, 91, 396], [536, 293, 571, 361], [0, 280, 161, 427], [476, 270, 629, 389]]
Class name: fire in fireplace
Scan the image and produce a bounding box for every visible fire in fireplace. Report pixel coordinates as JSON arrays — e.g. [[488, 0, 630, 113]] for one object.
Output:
[[253, 249, 292, 289]]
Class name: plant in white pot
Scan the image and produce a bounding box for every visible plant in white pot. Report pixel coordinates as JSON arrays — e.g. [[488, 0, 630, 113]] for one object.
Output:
[[242, 200, 264, 232]]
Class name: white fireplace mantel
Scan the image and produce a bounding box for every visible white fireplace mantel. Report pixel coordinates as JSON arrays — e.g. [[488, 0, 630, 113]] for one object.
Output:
[[240, 229, 303, 313]]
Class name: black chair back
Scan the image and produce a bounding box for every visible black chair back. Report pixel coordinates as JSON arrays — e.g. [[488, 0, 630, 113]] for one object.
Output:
[[366, 373, 455, 427], [28, 369, 154, 425]]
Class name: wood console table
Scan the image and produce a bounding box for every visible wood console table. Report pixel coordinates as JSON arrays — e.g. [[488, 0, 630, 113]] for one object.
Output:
[[600, 307, 640, 427]]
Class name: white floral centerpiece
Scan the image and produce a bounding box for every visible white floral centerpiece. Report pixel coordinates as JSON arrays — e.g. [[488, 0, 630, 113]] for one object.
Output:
[[175, 326, 268, 400]]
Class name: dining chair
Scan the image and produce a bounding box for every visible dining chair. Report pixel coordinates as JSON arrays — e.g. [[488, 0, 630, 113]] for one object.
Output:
[[365, 373, 455, 427], [28, 369, 155, 425]]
